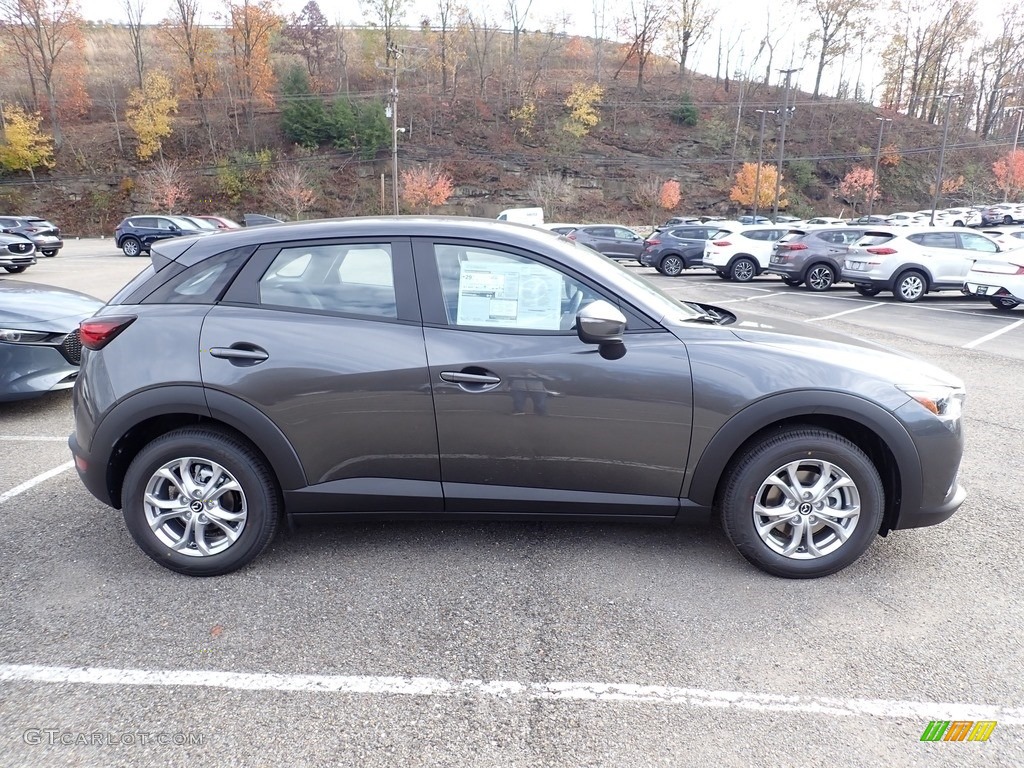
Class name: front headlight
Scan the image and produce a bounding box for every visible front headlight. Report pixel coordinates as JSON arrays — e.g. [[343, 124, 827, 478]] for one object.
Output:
[[897, 385, 965, 432], [0, 328, 51, 343]]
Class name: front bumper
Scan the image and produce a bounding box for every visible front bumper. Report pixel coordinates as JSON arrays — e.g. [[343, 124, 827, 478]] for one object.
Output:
[[0, 253, 36, 268], [0, 343, 79, 401]]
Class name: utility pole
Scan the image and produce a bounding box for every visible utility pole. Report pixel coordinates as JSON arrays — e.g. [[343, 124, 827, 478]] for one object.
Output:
[[752, 109, 777, 221], [1005, 106, 1024, 203], [772, 68, 800, 221], [386, 42, 401, 216], [867, 116, 892, 218], [930, 93, 961, 226]]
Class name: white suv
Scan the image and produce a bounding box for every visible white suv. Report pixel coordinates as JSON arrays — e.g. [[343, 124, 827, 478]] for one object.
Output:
[[842, 227, 1003, 302], [702, 224, 800, 282]]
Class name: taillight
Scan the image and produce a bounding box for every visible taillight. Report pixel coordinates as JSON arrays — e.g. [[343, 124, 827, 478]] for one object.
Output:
[[713, 240, 731, 246], [1015, 265, 1024, 275], [79, 316, 136, 350], [24, 227, 39, 233], [866, 247, 897, 255], [566, 233, 577, 240], [645, 239, 661, 246], [785, 243, 808, 250]]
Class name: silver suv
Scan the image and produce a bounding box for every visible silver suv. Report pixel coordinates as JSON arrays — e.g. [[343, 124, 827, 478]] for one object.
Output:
[[842, 227, 1003, 301]]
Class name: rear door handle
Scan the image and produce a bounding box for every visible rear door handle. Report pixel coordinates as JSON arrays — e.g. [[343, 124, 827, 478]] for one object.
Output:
[[439, 371, 501, 385], [209, 345, 269, 363]]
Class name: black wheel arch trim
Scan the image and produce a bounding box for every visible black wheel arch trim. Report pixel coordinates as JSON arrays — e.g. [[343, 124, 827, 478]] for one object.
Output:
[[685, 390, 922, 522], [892, 262, 935, 287]]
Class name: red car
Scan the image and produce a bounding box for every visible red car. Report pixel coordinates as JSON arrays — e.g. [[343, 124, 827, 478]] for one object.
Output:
[[195, 215, 241, 229]]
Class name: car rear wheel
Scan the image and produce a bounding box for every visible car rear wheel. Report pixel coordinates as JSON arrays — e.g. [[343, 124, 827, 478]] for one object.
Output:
[[719, 426, 883, 578], [658, 254, 685, 276], [730, 257, 757, 282], [121, 428, 281, 576], [989, 297, 1020, 311], [4, 265, 29, 273], [894, 270, 927, 302], [121, 237, 142, 257], [805, 264, 836, 292], [953, 220, 964, 227], [1003, 215, 1014, 225], [855, 285, 881, 297], [41, 249, 56, 257]]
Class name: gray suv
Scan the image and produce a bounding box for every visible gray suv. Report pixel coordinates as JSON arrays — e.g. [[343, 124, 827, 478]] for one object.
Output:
[[69, 218, 966, 578]]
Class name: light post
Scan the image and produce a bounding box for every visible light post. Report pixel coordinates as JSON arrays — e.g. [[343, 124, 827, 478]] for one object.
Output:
[[752, 109, 777, 221], [773, 68, 800, 221], [1005, 106, 1024, 203], [930, 93, 961, 226], [867, 116, 892, 218]]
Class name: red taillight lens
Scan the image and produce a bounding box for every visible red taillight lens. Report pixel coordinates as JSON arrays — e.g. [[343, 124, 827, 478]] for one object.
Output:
[[645, 239, 661, 246], [713, 240, 731, 246], [785, 243, 808, 250], [1015, 265, 1024, 275], [566, 233, 577, 240], [866, 247, 897, 255], [79, 316, 136, 350]]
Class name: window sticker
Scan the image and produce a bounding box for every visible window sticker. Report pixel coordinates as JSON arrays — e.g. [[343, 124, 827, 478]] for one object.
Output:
[[455, 262, 562, 329]]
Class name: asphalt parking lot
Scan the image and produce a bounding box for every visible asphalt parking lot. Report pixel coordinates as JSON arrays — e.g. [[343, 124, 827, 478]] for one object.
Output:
[[1, 241, 1022, 766]]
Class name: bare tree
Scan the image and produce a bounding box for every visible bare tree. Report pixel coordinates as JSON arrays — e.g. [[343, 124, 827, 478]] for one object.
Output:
[[464, 7, 499, 96], [362, 0, 407, 63], [435, 0, 458, 97], [163, 0, 217, 152], [592, 0, 607, 83], [528, 172, 572, 218], [798, 0, 874, 99], [122, 0, 146, 89], [283, 1, 333, 89], [139, 159, 191, 213], [268, 164, 318, 220], [615, 0, 669, 90], [665, 0, 717, 81], [506, 0, 532, 76]]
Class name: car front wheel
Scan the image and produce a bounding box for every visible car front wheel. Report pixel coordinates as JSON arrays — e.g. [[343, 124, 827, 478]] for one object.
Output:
[[4, 265, 28, 273], [121, 427, 281, 576], [658, 254, 685, 276], [730, 257, 757, 282], [719, 426, 884, 578], [894, 270, 927, 302], [121, 237, 142, 257]]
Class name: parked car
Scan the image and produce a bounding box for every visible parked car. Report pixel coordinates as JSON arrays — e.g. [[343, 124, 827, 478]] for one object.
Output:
[[177, 216, 220, 231], [496, 207, 544, 225], [639, 226, 716, 275], [963, 249, 1024, 310], [884, 212, 929, 227], [737, 215, 773, 225], [566, 225, 646, 262], [843, 227, 1003, 302], [848, 215, 889, 226], [702, 224, 800, 281], [242, 213, 284, 227], [938, 208, 982, 227], [772, 214, 802, 224], [540, 223, 581, 236], [0, 234, 36, 273], [114, 215, 209, 256], [196, 215, 242, 230], [0, 215, 63, 256], [804, 217, 846, 226], [654, 216, 704, 230], [1, 278, 102, 401], [68, 217, 966, 579], [765, 227, 868, 291]]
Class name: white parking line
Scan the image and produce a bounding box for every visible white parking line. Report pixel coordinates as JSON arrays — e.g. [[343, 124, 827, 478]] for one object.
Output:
[[962, 318, 1024, 349], [0, 436, 68, 442], [807, 303, 883, 322], [1, 663, 1022, 724], [0, 461, 75, 504]]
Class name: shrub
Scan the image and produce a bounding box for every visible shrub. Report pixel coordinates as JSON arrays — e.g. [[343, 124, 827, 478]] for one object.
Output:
[[670, 94, 699, 127]]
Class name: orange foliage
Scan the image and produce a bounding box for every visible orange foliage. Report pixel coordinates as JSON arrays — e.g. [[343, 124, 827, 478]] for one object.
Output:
[[659, 179, 681, 211], [226, 0, 282, 108], [730, 163, 785, 209], [878, 143, 901, 167], [401, 165, 454, 213], [838, 166, 877, 210], [993, 150, 1024, 200]]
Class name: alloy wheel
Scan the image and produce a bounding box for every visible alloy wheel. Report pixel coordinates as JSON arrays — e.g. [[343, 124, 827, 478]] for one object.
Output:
[[661, 255, 684, 276], [806, 265, 835, 291]]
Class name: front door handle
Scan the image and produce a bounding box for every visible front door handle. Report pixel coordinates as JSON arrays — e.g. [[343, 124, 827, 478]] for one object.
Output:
[[439, 370, 501, 385], [209, 344, 269, 364]]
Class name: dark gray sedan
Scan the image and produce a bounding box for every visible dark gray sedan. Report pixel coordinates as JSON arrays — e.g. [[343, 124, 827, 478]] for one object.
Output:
[[567, 225, 646, 262], [0, 279, 103, 401]]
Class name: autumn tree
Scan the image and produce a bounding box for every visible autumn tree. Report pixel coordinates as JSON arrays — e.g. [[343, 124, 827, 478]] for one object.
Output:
[[400, 164, 454, 213], [528, 172, 572, 218], [268, 163, 317, 220], [659, 179, 681, 212], [122, 0, 146, 88], [562, 83, 603, 139], [433, 0, 460, 98], [139, 159, 190, 212], [226, 0, 282, 149], [798, 0, 874, 99], [664, 0, 716, 81], [993, 150, 1024, 200], [730, 163, 786, 210], [837, 166, 877, 212], [615, 0, 668, 90], [879, 143, 901, 167], [282, 1, 332, 90], [363, 0, 406, 63], [127, 72, 178, 160], [0, 0, 89, 145], [464, 6, 499, 96], [0, 103, 54, 181], [163, 0, 219, 152]]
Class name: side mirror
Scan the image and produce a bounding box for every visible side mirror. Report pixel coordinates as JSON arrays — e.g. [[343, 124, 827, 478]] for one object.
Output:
[[576, 299, 626, 348]]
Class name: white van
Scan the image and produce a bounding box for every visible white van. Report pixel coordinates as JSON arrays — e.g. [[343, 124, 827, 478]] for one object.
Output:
[[496, 207, 544, 226]]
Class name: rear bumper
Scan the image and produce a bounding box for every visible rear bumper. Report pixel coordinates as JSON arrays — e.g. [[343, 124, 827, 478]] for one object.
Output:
[[68, 432, 114, 507]]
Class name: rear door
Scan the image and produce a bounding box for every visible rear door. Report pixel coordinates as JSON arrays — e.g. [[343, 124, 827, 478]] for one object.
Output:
[[202, 238, 441, 508], [906, 231, 960, 283], [612, 227, 645, 259]]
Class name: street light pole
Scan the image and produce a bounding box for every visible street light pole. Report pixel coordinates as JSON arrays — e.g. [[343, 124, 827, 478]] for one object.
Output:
[[868, 116, 892, 218], [930, 93, 961, 226], [752, 109, 777, 221], [773, 68, 800, 221], [1005, 106, 1024, 203]]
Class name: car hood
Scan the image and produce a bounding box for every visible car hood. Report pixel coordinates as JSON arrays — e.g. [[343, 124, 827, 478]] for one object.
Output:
[[0, 233, 33, 245], [0, 280, 104, 330], [722, 310, 963, 388]]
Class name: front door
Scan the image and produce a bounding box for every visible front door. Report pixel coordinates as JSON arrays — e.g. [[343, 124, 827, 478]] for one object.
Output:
[[416, 239, 694, 517]]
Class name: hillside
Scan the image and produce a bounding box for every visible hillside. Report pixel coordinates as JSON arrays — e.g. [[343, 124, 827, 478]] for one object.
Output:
[[0, 22, 1014, 235]]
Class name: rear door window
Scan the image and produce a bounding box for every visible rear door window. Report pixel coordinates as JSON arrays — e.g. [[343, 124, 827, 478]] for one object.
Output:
[[907, 232, 958, 249], [957, 233, 999, 253]]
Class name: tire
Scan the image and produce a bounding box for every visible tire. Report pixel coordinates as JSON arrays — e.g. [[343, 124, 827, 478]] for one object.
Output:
[[121, 237, 142, 257], [953, 220, 964, 227], [715, 271, 731, 280], [42, 249, 56, 257], [1003, 215, 1014, 225], [121, 427, 281, 576], [855, 285, 881, 297], [781, 277, 803, 287], [804, 263, 836, 292], [730, 257, 757, 282], [893, 269, 927, 302], [4, 265, 28, 273], [719, 426, 884, 578], [989, 297, 1020, 311], [658, 254, 685, 276]]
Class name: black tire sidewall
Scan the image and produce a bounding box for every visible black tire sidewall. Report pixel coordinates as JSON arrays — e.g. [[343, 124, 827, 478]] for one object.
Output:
[[806, 264, 834, 291], [661, 255, 684, 275], [122, 238, 140, 256], [895, 271, 924, 302], [731, 258, 756, 282], [121, 430, 279, 576], [721, 430, 884, 578]]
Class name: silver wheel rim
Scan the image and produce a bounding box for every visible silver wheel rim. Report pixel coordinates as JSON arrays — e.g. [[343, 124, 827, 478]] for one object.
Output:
[[733, 260, 754, 281], [899, 274, 924, 300], [143, 457, 247, 557], [124, 240, 139, 255], [752, 459, 861, 559], [808, 266, 833, 290], [663, 256, 683, 275]]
